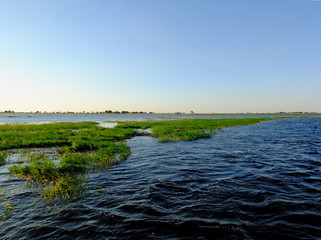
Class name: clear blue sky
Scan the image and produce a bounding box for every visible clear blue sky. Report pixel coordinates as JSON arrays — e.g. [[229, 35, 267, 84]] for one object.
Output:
[[1, 0, 320, 113]]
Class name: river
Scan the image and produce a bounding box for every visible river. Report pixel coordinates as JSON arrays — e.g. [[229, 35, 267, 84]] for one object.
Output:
[[0, 115, 320, 239]]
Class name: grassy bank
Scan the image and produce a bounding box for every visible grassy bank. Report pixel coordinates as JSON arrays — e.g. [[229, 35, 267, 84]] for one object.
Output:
[[1, 116, 317, 198]]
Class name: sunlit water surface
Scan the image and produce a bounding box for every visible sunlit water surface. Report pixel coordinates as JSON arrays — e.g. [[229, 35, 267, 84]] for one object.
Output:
[[1, 116, 321, 239]]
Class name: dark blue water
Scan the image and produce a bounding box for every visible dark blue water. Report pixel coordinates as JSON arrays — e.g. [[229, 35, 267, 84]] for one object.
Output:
[[1, 117, 321, 239]]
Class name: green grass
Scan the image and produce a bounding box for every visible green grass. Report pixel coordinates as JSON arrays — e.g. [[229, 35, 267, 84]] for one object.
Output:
[[9, 154, 58, 182], [0, 151, 7, 165], [0, 122, 136, 151], [41, 173, 87, 199], [2, 122, 137, 198], [116, 117, 278, 142]]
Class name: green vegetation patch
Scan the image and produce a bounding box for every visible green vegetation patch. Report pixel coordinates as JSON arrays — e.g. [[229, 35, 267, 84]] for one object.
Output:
[[0, 151, 7, 165], [116, 117, 275, 142], [1, 122, 136, 198]]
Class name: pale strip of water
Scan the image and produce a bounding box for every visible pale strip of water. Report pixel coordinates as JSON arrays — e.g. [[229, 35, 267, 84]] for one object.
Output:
[[0, 113, 313, 124]]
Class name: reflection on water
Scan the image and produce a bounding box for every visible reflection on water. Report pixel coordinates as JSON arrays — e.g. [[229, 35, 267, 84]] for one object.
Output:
[[97, 122, 118, 128], [0, 117, 321, 239]]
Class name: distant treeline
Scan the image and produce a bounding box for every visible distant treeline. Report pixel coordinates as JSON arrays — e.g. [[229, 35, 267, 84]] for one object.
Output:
[[1, 110, 15, 113], [0, 110, 319, 115], [0, 110, 154, 114]]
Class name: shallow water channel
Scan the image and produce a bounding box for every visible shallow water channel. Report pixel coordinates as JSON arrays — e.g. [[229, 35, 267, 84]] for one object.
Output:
[[1, 117, 321, 239]]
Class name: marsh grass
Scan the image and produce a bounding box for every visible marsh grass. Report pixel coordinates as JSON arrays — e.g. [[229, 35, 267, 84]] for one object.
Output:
[[116, 117, 277, 142], [0, 151, 7, 165], [41, 173, 87, 199], [2, 122, 137, 198], [118, 116, 321, 142]]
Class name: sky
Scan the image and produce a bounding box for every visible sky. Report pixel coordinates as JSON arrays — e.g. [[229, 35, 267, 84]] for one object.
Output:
[[1, 0, 321, 113]]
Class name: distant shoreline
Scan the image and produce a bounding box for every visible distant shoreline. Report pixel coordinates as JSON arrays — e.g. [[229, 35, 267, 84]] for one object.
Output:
[[0, 112, 320, 115]]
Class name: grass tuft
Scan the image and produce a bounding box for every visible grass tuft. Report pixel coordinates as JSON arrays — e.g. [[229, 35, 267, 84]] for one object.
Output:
[[42, 173, 86, 199], [0, 151, 7, 165]]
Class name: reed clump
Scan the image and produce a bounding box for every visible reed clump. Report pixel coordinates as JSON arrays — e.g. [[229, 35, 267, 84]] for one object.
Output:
[[41, 173, 86, 199]]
